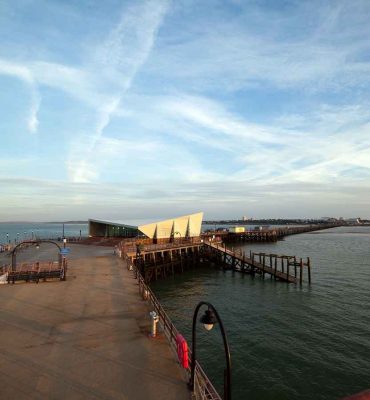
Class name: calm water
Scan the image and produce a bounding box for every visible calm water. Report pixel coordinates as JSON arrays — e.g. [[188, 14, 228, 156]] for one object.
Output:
[[150, 226, 370, 400], [0, 222, 88, 244]]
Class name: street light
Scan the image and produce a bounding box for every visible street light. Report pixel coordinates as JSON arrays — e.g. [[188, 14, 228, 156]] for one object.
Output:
[[6, 233, 9, 244], [190, 301, 232, 400], [174, 231, 181, 243], [135, 243, 144, 279]]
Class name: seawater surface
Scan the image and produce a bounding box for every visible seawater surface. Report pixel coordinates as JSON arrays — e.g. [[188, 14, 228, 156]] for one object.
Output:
[[150, 226, 370, 400], [0, 222, 88, 244]]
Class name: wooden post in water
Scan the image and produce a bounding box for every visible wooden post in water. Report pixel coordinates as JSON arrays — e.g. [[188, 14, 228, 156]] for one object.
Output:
[[269, 255, 273, 279], [307, 257, 311, 284], [294, 256, 297, 278], [299, 257, 303, 285], [262, 254, 265, 279], [170, 251, 174, 275], [281, 257, 284, 274], [180, 249, 184, 272], [274, 256, 277, 280], [286, 258, 290, 282]]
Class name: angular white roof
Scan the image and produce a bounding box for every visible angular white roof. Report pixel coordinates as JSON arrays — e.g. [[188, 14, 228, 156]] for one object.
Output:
[[138, 212, 203, 239]]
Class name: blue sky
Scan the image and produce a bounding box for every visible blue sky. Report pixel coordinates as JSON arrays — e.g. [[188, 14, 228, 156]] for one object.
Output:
[[1, 0, 370, 222]]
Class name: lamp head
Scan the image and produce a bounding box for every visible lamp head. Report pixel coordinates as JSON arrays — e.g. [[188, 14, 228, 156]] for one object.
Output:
[[200, 308, 218, 331], [36, 243, 40, 250]]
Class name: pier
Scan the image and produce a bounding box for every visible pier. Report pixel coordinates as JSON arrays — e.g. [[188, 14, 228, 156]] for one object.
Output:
[[119, 239, 311, 285], [0, 244, 191, 400], [203, 242, 311, 284], [202, 222, 340, 243]]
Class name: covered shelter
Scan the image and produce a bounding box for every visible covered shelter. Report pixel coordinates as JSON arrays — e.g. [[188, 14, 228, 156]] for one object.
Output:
[[88, 219, 139, 238]]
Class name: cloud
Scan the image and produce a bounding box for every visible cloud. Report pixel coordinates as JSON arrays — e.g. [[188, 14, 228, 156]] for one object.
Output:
[[143, 1, 370, 92], [0, 59, 40, 133], [67, 0, 170, 183], [113, 92, 370, 188], [1, 176, 369, 221], [1, 1, 370, 219], [27, 90, 40, 133]]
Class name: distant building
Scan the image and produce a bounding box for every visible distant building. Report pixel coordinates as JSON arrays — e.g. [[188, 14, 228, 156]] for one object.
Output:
[[229, 226, 245, 233], [88, 212, 204, 240], [345, 218, 361, 224], [242, 216, 248, 221]]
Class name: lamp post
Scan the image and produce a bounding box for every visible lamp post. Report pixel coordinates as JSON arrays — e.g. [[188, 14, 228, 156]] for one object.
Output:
[[6, 233, 9, 244], [135, 243, 143, 279], [175, 231, 181, 244], [16, 233, 19, 243], [190, 301, 231, 400]]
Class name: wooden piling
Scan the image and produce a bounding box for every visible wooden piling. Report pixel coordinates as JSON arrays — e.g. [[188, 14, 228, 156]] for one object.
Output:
[[286, 259, 290, 282], [294, 256, 297, 278], [281, 257, 284, 274], [299, 258, 303, 285], [307, 257, 311, 284], [269, 255, 273, 279]]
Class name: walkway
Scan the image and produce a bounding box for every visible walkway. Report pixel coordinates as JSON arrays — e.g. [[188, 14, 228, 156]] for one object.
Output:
[[0, 244, 190, 400]]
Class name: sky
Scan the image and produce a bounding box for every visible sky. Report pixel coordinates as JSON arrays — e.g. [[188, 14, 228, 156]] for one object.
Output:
[[1, 0, 370, 222]]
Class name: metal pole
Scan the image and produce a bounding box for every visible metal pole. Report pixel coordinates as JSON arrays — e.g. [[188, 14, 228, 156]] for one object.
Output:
[[190, 301, 232, 400]]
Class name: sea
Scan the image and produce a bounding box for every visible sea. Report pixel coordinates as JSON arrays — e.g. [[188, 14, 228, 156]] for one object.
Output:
[[150, 225, 370, 400], [0, 222, 88, 244], [1, 222, 369, 399]]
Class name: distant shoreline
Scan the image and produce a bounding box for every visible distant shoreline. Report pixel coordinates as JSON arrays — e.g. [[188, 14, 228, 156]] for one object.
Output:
[[0, 221, 88, 224]]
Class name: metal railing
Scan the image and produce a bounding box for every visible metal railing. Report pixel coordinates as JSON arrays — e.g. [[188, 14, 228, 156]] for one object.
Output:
[[126, 256, 221, 400], [121, 239, 202, 255]]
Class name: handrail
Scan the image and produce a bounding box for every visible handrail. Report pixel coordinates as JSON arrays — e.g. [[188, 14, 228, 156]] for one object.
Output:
[[125, 255, 222, 400], [120, 240, 202, 255]]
